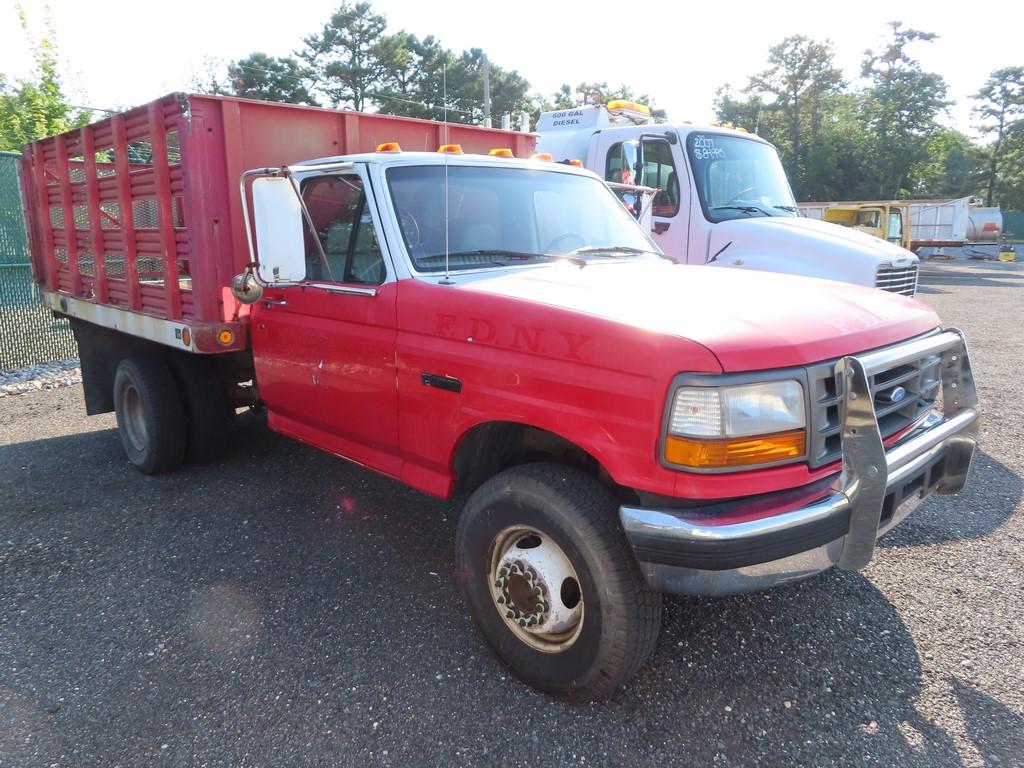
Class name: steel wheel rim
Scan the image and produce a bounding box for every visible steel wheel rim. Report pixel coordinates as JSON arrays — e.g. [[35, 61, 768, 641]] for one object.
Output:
[[121, 383, 147, 452], [487, 525, 585, 653]]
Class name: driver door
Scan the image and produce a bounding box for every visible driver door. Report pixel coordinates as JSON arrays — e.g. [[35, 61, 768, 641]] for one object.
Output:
[[251, 165, 401, 476], [601, 135, 688, 261]]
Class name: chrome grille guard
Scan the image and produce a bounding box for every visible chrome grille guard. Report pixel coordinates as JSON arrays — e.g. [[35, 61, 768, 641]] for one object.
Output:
[[835, 328, 978, 569]]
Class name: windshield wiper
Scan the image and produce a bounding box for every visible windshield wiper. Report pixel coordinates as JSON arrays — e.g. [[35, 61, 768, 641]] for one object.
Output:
[[773, 205, 799, 213], [711, 205, 768, 217], [442, 249, 587, 267], [569, 245, 674, 263], [569, 246, 655, 256]]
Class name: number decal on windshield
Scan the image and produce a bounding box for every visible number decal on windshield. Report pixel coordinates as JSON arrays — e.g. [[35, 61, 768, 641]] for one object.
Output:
[[692, 135, 726, 161]]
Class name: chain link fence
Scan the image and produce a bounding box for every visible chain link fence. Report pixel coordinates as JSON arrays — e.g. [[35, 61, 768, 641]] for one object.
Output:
[[0, 151, 78, 372]]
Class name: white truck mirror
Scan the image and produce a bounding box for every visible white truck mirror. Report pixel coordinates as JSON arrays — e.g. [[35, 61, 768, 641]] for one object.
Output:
[[252, 177, 306, 283], [621, 140, 645, 187]]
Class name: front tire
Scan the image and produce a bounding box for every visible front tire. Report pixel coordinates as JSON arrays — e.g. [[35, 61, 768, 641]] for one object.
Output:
[[456, 463, 662, 701], [113, 356, 187, 474]]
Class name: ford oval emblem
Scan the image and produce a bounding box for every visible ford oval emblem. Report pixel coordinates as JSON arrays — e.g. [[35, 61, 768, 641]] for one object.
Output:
[[890, 386, 907, 403]]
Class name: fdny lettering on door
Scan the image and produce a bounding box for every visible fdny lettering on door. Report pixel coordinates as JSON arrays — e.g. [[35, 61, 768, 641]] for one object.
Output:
[[435, 313, 592, 362]]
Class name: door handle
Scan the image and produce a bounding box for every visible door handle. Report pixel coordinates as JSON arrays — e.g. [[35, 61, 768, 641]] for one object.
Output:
[[261, 297, 287, 307], [654, 222, 671, 234]]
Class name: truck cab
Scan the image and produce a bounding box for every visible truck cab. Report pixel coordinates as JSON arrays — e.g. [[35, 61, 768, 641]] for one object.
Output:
[[535, 102, 920, 296], [822, 202, 912, 250]]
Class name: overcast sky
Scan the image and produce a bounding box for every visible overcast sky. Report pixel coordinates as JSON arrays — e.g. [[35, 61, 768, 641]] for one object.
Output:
[[2, 0, 1021, 135]]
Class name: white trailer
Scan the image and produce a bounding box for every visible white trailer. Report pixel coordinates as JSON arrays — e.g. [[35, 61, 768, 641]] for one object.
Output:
[[535, 102, 920, 296]]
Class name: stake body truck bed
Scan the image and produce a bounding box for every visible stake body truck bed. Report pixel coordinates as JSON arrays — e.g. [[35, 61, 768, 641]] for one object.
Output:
[[19, 93, 536, 355]]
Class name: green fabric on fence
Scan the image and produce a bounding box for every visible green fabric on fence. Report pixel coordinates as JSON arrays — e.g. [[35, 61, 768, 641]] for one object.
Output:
[[0, 151, 78, 371]]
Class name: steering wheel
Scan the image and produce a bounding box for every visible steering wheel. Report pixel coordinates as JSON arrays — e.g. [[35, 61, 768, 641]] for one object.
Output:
[[726, 186, 756, 204], [398, 210, 421, 249], [542, 232, 586, 254]]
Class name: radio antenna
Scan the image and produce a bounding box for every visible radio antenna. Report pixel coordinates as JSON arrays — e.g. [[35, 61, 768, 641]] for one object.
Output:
[[440, 60, 453, 285]]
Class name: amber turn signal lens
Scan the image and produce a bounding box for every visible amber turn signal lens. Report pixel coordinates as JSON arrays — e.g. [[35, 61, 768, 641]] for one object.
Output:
[[217, 328, 235, 346], [665, 429, 805, 469]]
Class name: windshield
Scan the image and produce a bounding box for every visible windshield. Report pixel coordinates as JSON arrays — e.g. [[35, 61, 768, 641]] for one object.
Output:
[[386, 165, 659, 273], [686, 133, 798, 222]]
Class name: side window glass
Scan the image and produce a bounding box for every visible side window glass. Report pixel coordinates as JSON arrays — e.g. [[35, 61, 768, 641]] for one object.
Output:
[[604, 141, 680, 217], [888, 212, 903, 244], [641, 140, 680, 217], [605, 143, 624, 183], [300, 174, 386, 285]]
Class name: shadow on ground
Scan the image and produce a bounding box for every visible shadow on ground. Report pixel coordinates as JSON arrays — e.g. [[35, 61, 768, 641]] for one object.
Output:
[[877, 450, 1021, 549]]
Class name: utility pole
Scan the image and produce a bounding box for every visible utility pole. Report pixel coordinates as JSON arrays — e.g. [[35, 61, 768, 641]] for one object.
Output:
[[482, 53, 492, 128]]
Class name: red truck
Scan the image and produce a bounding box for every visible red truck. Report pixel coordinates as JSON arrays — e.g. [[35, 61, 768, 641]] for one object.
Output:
[[19, 94, 980, 701]]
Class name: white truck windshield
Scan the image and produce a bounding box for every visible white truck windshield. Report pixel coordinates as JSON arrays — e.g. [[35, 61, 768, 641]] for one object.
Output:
[[686, 133, 798, 222], [386, 165, 659, 273]]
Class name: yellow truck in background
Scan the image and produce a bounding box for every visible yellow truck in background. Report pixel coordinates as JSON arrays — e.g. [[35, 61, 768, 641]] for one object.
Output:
[[800, 197, 1003, 259], [819, 203, 912, 251]]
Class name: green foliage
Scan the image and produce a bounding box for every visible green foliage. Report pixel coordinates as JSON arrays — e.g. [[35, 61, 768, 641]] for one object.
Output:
[[748, 35, 844, 193], [715, 37, 858, 201], [300, 2, 389, 111], [858, 22, 949, 197], [995, 121, 1024, 211], [0, 8, 90, 151], [972, 66, 1024, 206], [915, 129, 986, 199], [715, 23, 975, 202], [228, 53, 319, 106]]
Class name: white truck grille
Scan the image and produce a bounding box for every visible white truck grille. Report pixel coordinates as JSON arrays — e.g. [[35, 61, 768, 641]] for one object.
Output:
[[875, 264, 919, 297]]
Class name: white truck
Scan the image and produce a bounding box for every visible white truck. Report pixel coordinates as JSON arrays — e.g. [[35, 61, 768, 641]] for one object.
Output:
[[535, 102, 920, 296]]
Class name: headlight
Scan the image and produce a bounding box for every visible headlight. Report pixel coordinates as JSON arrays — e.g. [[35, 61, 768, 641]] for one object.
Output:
[[664, 380, 806, 470]]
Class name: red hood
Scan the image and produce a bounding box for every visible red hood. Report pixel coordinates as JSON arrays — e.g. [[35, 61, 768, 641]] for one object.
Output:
[[457, 260, 940, 371]]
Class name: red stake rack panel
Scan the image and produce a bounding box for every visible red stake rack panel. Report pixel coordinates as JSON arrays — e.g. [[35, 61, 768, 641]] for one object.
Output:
[[19, 93, 537, 353]]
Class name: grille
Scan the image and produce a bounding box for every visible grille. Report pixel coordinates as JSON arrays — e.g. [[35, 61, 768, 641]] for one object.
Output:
[[806, 337, 942, 467], [876, 264, 918, 296]]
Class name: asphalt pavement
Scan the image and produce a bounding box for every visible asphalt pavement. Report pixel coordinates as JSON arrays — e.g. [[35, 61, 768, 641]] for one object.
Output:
[[1, 259, 1022, 767]]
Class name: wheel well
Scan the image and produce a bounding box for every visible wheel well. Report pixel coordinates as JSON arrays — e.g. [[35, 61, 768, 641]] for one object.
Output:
[[452, 421, 623, 498]]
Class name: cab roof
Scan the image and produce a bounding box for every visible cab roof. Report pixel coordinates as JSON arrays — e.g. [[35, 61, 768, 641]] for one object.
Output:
[[293, 150, 600, 176]]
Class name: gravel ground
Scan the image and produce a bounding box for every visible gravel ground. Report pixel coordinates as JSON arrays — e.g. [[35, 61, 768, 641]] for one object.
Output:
[[0, 361, 80, 398], [1, 260, 1022, 768]]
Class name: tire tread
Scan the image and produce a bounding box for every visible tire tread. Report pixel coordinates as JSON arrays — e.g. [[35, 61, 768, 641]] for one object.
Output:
[[457, 462, 662, 701]]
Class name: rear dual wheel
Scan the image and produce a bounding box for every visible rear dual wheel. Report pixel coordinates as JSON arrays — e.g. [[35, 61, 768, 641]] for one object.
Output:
[[113, 354, 229, 474], [113, 357, 187, 474], [456, 463, 662, 701]]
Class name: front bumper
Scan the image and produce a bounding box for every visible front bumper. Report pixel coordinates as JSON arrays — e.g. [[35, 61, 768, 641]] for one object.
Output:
[[619, 329, 979, 596]]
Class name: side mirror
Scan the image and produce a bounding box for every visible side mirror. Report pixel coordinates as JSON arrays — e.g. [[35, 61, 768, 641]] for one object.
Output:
[[620, 140, 645, 187], [252, 177, 306, 283]]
